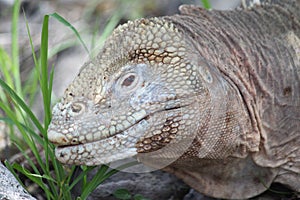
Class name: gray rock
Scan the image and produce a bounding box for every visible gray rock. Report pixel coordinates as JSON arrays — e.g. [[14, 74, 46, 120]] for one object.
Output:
[[0, 162, 36, 200], [71, 168, 190, 200]]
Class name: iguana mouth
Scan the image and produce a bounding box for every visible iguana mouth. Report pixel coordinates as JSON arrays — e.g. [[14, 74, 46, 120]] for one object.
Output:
[[52, 115, 151, 148], [50, 104, 185, 149]]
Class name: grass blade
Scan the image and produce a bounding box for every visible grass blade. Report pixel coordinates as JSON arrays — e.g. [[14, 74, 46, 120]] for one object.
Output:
[[11, 0, 22, 97], [91, 11, 121, 57], [21, 11, 41, 106], [0, 101, 45, 172], [4, 161, 27, 189], [12, 163, 55, 199], [0, 79, 44, 133], [0, 47, 13, 88], [49, 13, 90, 55], [201, 0, 211, 9], [0, 117, 43, 144], [40, 15, 52, 128]]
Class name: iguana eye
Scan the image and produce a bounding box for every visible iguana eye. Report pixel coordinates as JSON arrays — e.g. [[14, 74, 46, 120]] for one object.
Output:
[[118, 72, 139, 90], [122, 74, 136, 87]]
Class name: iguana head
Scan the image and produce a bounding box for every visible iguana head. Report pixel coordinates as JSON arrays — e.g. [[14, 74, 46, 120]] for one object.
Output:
[[48, 18, 205, 166], [48, 17, 253, 167]]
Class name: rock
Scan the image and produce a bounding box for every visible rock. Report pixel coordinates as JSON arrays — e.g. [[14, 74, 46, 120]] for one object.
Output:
[[72, 168, 190, 200], [0, 162, 36, 200]]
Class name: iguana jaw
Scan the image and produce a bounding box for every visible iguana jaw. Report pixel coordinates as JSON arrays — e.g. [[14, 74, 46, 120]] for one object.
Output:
[[53, 134, 138, 166], [50, 117, 150, 165]]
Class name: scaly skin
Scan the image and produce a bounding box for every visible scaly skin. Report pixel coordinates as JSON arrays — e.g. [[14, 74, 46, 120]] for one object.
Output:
[[48, 1, 300, 199]]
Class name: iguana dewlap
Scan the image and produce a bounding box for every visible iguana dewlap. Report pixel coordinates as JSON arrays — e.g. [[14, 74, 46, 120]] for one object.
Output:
[[48, 1, 300, 199]]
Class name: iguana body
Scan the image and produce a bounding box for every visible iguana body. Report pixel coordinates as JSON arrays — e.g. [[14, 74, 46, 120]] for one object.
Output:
[[48, 1, 300, 199]]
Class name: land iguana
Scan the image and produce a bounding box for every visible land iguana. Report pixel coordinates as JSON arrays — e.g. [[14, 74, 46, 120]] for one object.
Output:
[[47, 0, 300, 199]]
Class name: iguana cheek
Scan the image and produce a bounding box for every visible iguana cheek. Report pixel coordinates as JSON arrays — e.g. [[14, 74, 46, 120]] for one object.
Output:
[[135, 117, 181, 153]]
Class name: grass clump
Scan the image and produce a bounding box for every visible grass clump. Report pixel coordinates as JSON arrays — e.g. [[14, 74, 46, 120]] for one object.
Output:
[[0, 0, 122, 199]]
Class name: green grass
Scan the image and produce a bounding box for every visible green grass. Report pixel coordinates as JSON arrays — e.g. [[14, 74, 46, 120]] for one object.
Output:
[[200, 0, 211, 9], [0, 1, 124, 199], [0, 0, 212, 199]]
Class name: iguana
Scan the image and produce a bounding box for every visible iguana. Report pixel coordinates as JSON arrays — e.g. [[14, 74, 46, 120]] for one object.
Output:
[[47, 0, 300, 199]]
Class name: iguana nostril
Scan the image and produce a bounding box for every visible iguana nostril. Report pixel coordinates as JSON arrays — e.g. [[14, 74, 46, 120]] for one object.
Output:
[[71, 102, 85, 114]]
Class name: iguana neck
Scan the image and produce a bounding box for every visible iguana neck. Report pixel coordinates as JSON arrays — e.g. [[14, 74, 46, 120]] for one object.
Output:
[[159, 2, 300, 196], [163, 1, 300, 156]]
